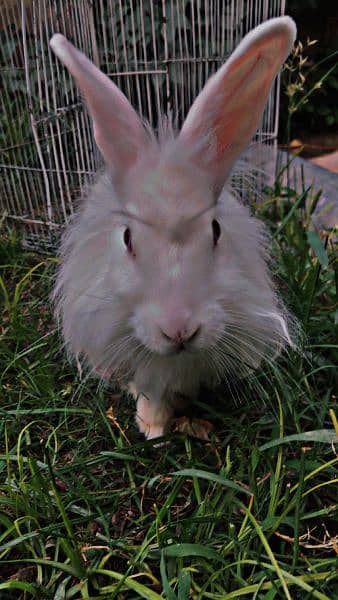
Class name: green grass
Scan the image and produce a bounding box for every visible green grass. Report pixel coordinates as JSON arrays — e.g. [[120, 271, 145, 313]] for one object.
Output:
[[0, 179, 337, 599]]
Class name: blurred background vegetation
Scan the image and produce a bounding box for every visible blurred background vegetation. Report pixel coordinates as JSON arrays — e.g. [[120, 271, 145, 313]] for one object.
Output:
[[281, 0, 338, 157]]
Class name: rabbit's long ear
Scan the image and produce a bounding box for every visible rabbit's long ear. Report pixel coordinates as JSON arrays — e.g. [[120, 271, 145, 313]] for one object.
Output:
[[50, 34, 148, 182], [179, 17, 296, 192]]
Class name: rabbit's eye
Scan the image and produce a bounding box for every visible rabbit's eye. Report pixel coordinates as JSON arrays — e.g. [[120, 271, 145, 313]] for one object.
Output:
[[123, 227, 134, 254], [212, 219, 221, 247]]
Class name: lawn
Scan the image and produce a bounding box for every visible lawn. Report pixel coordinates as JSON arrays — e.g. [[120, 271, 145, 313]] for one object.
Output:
[[0, 176, 337, 598]]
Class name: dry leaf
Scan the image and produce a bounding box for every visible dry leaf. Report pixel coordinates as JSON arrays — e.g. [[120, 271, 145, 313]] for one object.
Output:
[[173, 416, 214, 441], [55, 478, 69, 492], [106, 402, 130, 444]]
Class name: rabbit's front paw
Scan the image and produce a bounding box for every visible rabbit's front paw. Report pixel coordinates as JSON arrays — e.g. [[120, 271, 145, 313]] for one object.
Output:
[[135, 393, 173, 440], [145, 424, 166, 440]]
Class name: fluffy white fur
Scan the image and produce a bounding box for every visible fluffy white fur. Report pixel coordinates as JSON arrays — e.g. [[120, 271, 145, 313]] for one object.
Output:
[[51, 17, 297, 438]]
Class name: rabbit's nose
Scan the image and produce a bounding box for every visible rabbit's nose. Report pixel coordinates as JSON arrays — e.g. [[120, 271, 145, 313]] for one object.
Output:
[[160, 325, 201, 346]]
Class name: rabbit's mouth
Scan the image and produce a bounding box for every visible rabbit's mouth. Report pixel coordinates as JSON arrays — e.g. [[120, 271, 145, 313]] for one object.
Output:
[[162, 340, 201, 357], [170, 343, 187, 355]]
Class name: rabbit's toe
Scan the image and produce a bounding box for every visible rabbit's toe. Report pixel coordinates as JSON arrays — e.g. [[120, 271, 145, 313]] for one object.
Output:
[[145, 424, 166, 440], [135, 393, 173, 439]]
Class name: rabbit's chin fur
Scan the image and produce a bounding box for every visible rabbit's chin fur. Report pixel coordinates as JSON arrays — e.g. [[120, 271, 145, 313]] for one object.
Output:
[[53, 129, 295, 437]]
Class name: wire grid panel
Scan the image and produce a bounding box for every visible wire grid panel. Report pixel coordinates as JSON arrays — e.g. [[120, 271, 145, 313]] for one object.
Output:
[[0, 0, 100, 247], [0, 0, 285, 248]]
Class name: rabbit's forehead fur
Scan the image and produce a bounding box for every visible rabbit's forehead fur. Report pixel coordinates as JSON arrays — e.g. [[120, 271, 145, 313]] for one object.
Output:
[[118, 147, 217, 298], [121, 142, 214, 233]]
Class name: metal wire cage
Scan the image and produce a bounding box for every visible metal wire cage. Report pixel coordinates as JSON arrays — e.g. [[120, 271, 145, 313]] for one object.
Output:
[[0, 0, 286, 249]]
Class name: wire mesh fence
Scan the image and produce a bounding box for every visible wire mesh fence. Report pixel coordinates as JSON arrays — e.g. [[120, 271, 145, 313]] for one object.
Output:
[[0, 0, 286, 249]]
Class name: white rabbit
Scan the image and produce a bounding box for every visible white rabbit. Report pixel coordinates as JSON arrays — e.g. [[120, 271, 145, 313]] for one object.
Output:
[[50, 17, 297, 439]]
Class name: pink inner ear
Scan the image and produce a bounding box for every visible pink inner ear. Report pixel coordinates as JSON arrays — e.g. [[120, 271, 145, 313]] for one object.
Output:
[[179, 21, 296, 191], [212, 69, 272, 161]]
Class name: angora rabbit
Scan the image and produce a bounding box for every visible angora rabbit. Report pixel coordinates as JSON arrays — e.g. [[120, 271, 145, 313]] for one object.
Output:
[[50, 17, 297, 439]]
